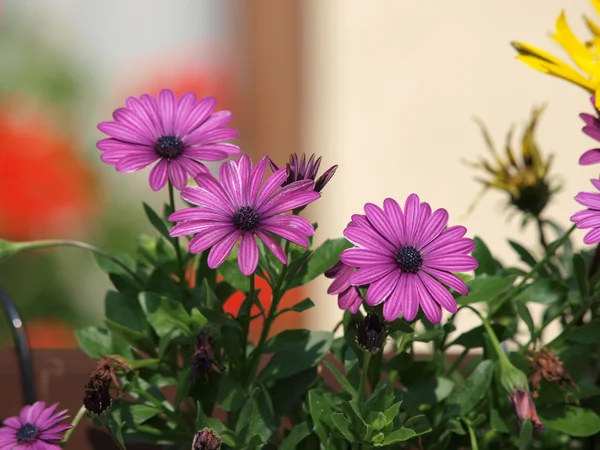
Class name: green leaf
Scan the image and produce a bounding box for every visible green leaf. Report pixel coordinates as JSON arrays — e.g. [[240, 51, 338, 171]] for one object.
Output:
[[217, 375, 247, 412], [509, 240, 537, 267], [519, 419, 533, 450], [515, 278, 568, 304], [331, 413, 356, 441], [105, 291, 149, 335], [173, 366, 192, 408], [289, 238, 352, 289], [75, 327, 115, 358], [263, 329, 310, 353], [324, 361, 357, 397], [259, 331, 333, 381], [269, 367, 318, 415], [236, 386, 277, 445], [573, 253, 589, 301], [383, 401, 402, 426], [366, 411, 388, 431], [402, 377, 454, 414], [401, 415, 432, 436], [490, 408, 509, 433], [457, 275, 516, 305], [139, 292, 191, 337], [308, 390, 335, 444], [104, 319, 155, 356], [216, 260, 249, 292], [380, 428, 417, 445], [143, 202, 172, 241], [276, 298, 315, 316], [280, 422, 312, 450], [473, 236, 499, 275], [410, 329, 444, 343], [447, 418, 465, 435], [516, 301, 535, 340], [446, 360, 494, 416], [565, 320, 600, 344], [92, 250, 137, 278], [119, 403, 160, 426], [450, 323, 508, 349]]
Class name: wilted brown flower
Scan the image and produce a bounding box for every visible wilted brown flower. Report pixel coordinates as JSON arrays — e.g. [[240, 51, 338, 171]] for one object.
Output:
[[528, 348, 578, 398], [464, 106, 560, 219], [192, 428, 222, 450], [191, 332, 223, 381], [83, 355, 133, 417], [355, 311, 387, 354], [511, 389, 545, 430]]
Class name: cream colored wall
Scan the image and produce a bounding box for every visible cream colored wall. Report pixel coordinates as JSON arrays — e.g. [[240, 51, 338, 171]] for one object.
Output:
[[303, 1, 599, 343]]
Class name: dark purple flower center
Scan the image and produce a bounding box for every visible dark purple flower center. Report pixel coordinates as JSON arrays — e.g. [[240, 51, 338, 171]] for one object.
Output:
[[395, 246, 422, 273], [16, 423, 40, 443], [155, 135, 184, 158], [233, 206, 260, 231]]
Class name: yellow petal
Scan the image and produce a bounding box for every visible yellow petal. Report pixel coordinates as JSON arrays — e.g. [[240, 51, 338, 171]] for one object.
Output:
[[592, 0, 600, 24], [552, 11, 598, 75], [516, 55, 595, 91], [584, 14, 600, 38]]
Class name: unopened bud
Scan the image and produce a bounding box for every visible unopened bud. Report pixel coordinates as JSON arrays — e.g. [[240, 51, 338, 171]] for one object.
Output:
[[356, 311, 387, 353], [192, 428, 221, 450]]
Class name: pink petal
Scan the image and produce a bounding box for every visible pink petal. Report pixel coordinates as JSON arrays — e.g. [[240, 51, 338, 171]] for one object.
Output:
[[2, 416, 21, 429], [403, 194, 421, 246], [115, 153, 159, 172], [579, 149, 600, 165], [423, 237, 476, 259], [184, 143, 241, 160], [207, 231, 241, 269], [256, 169, 289, 206], [124, 96, 162, 138], [186, 174, 236, 213], [158, 89, 177, 134], [171, 220, 226, 238], [422, 266, 469, 296], [383, 198, 406, 245], [584, 227, 600, 244], [364, 202, 401, 247], [343, 227, 396, 255], [417, 280, 443, 324], [180, 96, 217, 136], [366, 270, 400, 306], [338, 288, 362, 313], [238, 232, 259, 276], [140, 94, 164, 135], [420, 225, 467, 254], [259, 223, 311, 248], [402, 274, 420, 321], [177, 156, 210, 179], [248, 157, 269, 206], [173, 92, 197, 136], [191, 126, 239, 145], [341, 248, 395, 266], [349, 264, 396, 285], [411, 202, 433, 248], [575, 191, 600, 209], [98, 121, 154, 145], [219, 158, 245, 208], [383, 274, 406, 321], [167, 160, 188, 190], [260, 215, 315, 235], [255, 230, 287, 265], [149, 159, 169, 191], [189, 226, 238, 253], [418, 272, 457, 314], [415, 207, 449, 250], [424, 255, 479, 272], [169, 207, 228, 222], [257, 180, 318, 216], [583, 124, 600, 141], [185, 111, 234, 143]]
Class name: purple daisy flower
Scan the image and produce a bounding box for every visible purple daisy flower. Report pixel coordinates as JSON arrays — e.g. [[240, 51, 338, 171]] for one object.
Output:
[[340, 194, 478, 324], [169, 155, 321, 276], [579, 96, 600, 165], [269, 153, 337, 193], [97, 89, 240, 191], [325, 261, 362, 314], [0, 401, 71, 449], [571, 178, 600, 244]]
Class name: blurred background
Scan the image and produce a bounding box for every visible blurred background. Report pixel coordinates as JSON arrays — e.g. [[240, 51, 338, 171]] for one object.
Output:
[[0, 0, 597, 348]]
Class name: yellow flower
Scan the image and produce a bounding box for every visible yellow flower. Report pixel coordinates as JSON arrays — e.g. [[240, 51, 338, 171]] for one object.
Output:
[[512, 2, 600, 107], [464, 106, 560, 219]]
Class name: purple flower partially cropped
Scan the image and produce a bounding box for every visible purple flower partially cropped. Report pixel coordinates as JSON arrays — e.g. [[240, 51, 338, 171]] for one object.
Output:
[[0, 401, 71, 449], [340, 194, 478, 323], [571, 178, 600, 244], [169, 155, 320, 275], [325, 261, 362, 314], [579, 96, 600, 165], [97, 89, 240, 191], [269, 153, 337, 193]]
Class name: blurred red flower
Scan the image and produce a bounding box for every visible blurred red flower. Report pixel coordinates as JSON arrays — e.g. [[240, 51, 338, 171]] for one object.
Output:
[[0, 109, 97, 240]]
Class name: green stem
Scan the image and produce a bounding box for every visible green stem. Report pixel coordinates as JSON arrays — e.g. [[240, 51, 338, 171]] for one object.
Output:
[[535, 217, 548, 250], [61, 405, 87, 447], [490, 224, 576, 316], [546, 306, 588, 348], [358, 352, 372, 401], [447, 347, 469, 375], [464, 306, 511, 366], [467, 423, 479, 450], [246, 241, 291, 384], [9, 240, 144, 286], [168, 182, 186, 288], [100, 416, 126, 450]]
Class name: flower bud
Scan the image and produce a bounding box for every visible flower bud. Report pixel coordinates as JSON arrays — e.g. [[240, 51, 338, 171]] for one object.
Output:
[[191, 332, 223, 380], [355, 311, 387, 353], [83, 377, 112, 418], [510, 389, 544, 431], [192, 428, 221, 450]]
